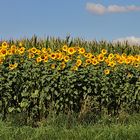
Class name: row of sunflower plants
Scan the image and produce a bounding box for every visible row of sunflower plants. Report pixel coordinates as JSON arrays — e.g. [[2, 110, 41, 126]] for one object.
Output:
[[0, 38, 140, 124]]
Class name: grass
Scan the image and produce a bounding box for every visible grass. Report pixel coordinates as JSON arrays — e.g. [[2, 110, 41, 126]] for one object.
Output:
[[0, 113, 140, 140]]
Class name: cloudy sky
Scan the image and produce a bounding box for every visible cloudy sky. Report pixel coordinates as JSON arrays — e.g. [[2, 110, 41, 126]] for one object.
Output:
[[0, 0, 140, 44]]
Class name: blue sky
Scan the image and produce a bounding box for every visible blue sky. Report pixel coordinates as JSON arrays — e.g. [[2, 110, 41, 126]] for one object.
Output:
[[0, 0, 140, 41]]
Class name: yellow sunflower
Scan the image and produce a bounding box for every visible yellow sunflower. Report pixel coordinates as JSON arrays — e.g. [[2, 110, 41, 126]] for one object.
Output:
[[0, 48, 7, 56], [43, 56, 48, 62], [78, 48, 85, 54], [91, 59, 98, 65], [118, 58, 124, 64], [85, 59, 91, 65], [125, 58, 131, 64], [63, 55, 70, 62], [108, 53, 114, 60], [51, 64, 56, 69], [98, 54, 105, 62], [41, 47, 47, 53], [31, 47, 37, 54], [71, 65, 78, 71], [62, 45, 68, 52], [104, 69, 110, 75], [50, 53, 56, 60], [28, 53, 35, 59], [36, 57, 42, 63], [68, 47, 75, 55], [60, 62, 66, 70], [108, 61, 116, 67], [76, 59, 82, 67], [18, 47, 25, 55], [2, 41, 8, 48], [101, 49, 107, 55], [133, 62, 139, 68], [9, 63, 18, 70]]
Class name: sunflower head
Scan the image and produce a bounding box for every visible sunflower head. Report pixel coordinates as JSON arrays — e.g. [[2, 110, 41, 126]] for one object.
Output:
[[78, 48, 85, 54], [98, 54, 105, 62], [68, 47, 75, 55], [63, 55, 70, 62], [62, 45, 68, 52], [36, 57, 42, 63], [2, 41, 8, 49], [101, 49, 107, 55], [104, 69, 110, 75], [76, 59, 82, 67]]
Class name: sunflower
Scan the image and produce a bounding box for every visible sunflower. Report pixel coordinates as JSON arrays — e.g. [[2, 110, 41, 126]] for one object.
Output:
[[76, 59, 82, 67], [68, 47, 75, 55], [98, 54, 104, 62], [62, 45, 68, 52], [108, 61, 116, 67], [43, 56, 48, 62], [36, 57, 42, 63], [10, 45, 17, 54], [60, 62, 66, 69], [56, 52, 63, 60], [2, 41, 8, 48], [125, 58, 131, 64], [63, 56, 70, 62], [91, 55, 95, 59], [121, 53, 127, 59], [41, 47, 47, 53], [104, 69, 110, 75], [118, 58, 124, 64], [7, 49, 12, 55], [84, 53, 88, 58], [108, 53, 114, 60], [133, 62, 139, 68], [87, 53, 93, 58], [50, 53, 56, 60], [78, 48, 85, 54], [91, 59, 98, 65], [134, 55, 140, 62], [36, 49, 41, 55], [18, 47, 25, 54], [31, 47, 37, 54], [71, 65, 78, 71], [105, 58, 109, 64], [85, 59, 91, 65], [51, 64, 56, 69], [28, 53, 35, 59], [101, 49, 107, 55], [9, 63, 18, 70], [11, 45, 16, 50], [0, 48, 7, 56], [40, 54, 45, 60], [114, 53, 120, 60], [47, 48, 52, 53]]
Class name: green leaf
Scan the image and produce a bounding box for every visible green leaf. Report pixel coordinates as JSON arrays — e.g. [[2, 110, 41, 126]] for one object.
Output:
[[20, 100, 29, 108], [82, 86, 87, 91], [47, 95, 51, 100], [31, 90, 39, 98], [8, 107, 15, 113], [21, 92, 29, 97]]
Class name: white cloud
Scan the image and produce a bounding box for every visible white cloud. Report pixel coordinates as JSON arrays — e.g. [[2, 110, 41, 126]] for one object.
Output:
[[86, 3, 140, 15], [113, 36, 140, 45]]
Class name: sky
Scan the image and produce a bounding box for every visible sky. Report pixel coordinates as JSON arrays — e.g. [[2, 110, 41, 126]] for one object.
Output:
[[0, 0, 140, 43]]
